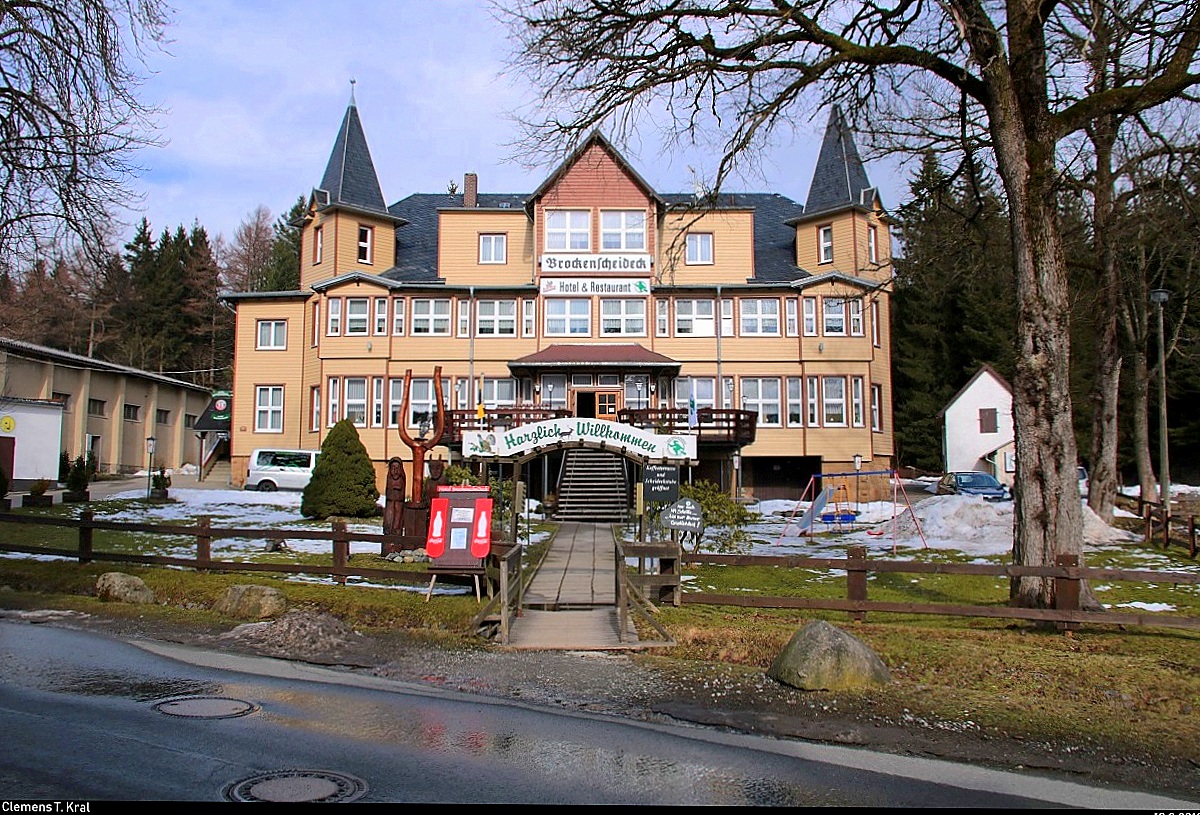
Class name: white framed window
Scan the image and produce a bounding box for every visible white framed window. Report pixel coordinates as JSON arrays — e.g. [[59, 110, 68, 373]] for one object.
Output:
[[313, 225, 323, 264], [481, 377, 518, 407], [388, 379, 404, 427], [872, 302, 881, 347], [685, 232, 713, 264], [477, 300, 517, 336], [675, 299, 715, 336], [787, 377, 804, 427], [600, 210, 645, 250], [722, 376, 735, 408], [255, 386, 284, 433], [357, 224, 373, 264], [345, 298, 369, 335], [823, 297, 846, 336], [739, 298, 780, 335], [545, 298, 591, 336], [818, 225, 833, 264], [371, 377, 384, 427], [806, 377, 820, 426], [522, 299, 536, 337], [674, 377, 716, 410], [656, 299, 669, 336], [480, 233, 507, 263], [327, 377, 339, 428], [455, 379, 469, 411], [408, 378, 449, 427], [849, 299, 864, 336], [541, 374, 567, 408], [312, 302, 320, 346], [823, 376, 847, 426], [720, 298, 734, 336], [600, 298, 645, 335], [868, 225, 879, 264], [326, 298, 342, 336], [802, 297, 817, 336], [344, 377, 367, 426], [545, 209, 590, 251], [785, 298, 799, 337], [374, 298, 388, 335], [871, 384, 883, 431], [310, 386, 320, 431], [256, 320, 286, 350], [392, 298, 405, 335], [411, 298, 451, 335], [457, 299, 471, 337], [741, 378, 781, 426], [851, 376, 865, 427]]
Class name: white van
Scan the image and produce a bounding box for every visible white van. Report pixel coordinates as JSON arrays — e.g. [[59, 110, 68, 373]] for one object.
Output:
[[245, 449, 320, 492]]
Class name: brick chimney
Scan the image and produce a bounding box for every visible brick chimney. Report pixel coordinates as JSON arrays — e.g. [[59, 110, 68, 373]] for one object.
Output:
[[463, 173, 478, 208]]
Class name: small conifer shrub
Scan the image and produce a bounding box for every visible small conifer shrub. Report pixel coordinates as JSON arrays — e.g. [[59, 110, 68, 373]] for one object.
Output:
[[301, 420, 380, 519]]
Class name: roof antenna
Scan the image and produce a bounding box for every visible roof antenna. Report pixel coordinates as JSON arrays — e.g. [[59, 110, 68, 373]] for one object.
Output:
[[349, 77, 357, 106]]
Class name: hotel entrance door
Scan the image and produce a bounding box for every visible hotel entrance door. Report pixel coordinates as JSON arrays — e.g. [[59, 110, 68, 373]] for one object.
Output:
[[574, 389, 622, 419]]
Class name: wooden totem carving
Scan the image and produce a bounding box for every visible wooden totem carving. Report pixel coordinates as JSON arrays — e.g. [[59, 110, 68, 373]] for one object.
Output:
[[396, 366, 447, 503]]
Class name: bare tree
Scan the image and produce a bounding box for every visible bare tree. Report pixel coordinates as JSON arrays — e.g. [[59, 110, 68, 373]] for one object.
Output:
[[0, 0, 170, 267], [500, 0, 1200, 608], [223, 206, 275, 293]]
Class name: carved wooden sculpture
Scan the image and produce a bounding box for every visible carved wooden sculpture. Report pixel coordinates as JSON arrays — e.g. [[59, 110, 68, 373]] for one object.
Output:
[[396, 366, 447, 503]]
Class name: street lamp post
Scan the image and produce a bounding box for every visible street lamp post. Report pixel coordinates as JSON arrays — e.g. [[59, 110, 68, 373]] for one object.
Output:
[[1150, 288, 1171, 516], [145, 436, 156, 499]]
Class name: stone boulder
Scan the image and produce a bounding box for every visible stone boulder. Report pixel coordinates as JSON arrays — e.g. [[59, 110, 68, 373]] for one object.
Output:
[[213, 584, 287, 620], [95, 572, 156, 604], [767, 620, 891, 691]]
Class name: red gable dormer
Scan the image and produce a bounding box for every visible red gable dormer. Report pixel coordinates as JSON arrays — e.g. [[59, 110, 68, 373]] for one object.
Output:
[[530, 133, 662, 272]]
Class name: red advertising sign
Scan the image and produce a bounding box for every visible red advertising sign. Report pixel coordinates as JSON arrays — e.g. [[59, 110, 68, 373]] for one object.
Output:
[[470, 497, 493, 558], [426, 497, 449, 558]]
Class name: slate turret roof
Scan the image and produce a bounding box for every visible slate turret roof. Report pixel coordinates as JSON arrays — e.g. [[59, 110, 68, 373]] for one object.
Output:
[[314, 98, 391, 217], [804, 105, 878, 217]]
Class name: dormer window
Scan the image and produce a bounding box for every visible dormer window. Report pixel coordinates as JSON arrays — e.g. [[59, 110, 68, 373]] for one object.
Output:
[[600, 210, 645, 251], [358, 225, 373, 264], [546, 210, 589, 251]]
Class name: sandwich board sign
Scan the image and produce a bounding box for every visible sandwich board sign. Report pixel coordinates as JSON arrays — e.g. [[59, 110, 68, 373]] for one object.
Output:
[[662, 497, 703, 534]]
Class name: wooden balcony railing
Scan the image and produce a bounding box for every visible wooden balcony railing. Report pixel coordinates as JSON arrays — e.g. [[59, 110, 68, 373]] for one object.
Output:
[[442, 405, 756, 447]]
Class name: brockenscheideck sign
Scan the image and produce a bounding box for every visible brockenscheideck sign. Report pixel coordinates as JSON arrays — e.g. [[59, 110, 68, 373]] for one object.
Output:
[[463, 419, 697, 463]]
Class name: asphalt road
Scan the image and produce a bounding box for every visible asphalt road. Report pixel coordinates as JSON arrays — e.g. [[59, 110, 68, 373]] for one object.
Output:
[[0, 621, 1192, 806]]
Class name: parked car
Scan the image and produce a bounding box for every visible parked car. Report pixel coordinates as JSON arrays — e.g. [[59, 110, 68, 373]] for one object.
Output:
[[245, 449, 320, 492], [1078, 465, 1089, 498], [936, 471, 1011, 501]]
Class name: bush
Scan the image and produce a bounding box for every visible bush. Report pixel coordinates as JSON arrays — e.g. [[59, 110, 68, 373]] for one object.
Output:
[[152, 467, 171, 490], [679, 479, 756, 552], [302, 420, 380, 519], [66, 456, 89, 492], [442, 464, 479, 486], [29, 478, 51, 496], [58, 451, 71, 482]]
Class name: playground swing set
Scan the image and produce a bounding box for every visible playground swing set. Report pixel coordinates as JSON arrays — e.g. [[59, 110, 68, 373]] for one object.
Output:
[[775, 469, 927, 553]]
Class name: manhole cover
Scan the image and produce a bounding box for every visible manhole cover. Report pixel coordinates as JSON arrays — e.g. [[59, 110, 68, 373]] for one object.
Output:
[[152, 696, 258, 719], [223, 770, 368, 803]]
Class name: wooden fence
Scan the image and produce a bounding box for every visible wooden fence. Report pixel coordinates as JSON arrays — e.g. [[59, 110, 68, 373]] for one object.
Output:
[[0, 510, 480, 590], [678, 544, 1200, 631], [1136, 496, 1200, 557]]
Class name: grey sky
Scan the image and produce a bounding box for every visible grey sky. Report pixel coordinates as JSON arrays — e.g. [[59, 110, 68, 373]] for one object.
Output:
[[126, 0, 904, 246]]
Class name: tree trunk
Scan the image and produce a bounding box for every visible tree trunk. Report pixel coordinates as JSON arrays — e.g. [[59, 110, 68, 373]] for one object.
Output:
[[1130, 351, 1157, 501], [979, 18, 1094, 610], [1087, 113, 1121, 523]]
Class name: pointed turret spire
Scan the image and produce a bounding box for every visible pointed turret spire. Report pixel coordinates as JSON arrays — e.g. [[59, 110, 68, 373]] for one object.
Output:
[[316, 90, 388, 215], [804, 106, 877, 215]]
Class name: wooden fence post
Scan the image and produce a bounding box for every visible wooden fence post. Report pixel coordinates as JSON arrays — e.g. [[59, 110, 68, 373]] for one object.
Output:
[[1054, 553, 1080, 631], [332, 520, 348, 585], [847, 544, 868, 622], [196, 516, 212, 568], [1162, 511, 1171, 550], [1189, 516, 1196, 558], [78, 509, 93, 564], [1145, 510, 1153, 544]]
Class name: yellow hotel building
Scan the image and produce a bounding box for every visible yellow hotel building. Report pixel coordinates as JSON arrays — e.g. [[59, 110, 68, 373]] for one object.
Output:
[[226, 99, 895, 510]]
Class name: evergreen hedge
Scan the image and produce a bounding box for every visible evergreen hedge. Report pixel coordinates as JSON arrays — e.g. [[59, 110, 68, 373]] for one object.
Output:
[[301, 420, 380, 519]]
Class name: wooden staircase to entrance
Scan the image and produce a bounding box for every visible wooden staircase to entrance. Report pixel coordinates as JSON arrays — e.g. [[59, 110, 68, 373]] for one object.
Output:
[[554, 449, 629, 522]]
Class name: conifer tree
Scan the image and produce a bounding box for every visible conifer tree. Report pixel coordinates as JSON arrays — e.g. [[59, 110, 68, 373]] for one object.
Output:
[[301, 420, 380, 519]]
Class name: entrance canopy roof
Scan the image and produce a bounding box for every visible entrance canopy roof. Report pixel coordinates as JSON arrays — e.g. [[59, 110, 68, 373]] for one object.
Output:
[[508, 344, 681, 378]]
